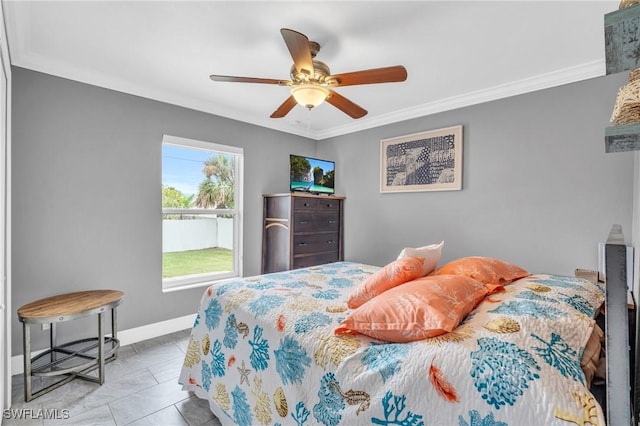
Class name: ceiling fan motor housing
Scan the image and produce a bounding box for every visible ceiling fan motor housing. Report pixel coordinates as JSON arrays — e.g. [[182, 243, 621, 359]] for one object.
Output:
[[289, 61, 333, 84], [289, 40, 335, 86]]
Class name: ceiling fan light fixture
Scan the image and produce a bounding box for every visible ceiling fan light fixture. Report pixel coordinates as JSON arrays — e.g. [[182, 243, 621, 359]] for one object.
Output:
[[291, 83, 329, 109]]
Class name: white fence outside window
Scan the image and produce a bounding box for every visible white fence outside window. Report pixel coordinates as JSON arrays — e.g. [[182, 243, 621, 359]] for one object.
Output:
[[162, 217, 233, 252]]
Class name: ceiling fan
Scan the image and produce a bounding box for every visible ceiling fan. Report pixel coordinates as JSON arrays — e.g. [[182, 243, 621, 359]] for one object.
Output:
[[210, 28, 408, 119]]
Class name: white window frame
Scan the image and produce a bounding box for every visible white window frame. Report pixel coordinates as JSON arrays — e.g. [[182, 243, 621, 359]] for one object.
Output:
[[161, 135, 243, 292]]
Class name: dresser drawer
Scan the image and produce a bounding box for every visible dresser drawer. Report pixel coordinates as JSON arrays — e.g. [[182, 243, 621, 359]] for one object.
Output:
[[292, 232, 340, 255], [293, 251, 339, 269], [293, 197, 340, 211], [293, 197, 319, 210], [293, 213, 340, 232]]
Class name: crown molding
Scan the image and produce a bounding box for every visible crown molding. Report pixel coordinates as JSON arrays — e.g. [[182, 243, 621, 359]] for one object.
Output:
[[314, 59, 606, 140], [9, 47, 605, 142]]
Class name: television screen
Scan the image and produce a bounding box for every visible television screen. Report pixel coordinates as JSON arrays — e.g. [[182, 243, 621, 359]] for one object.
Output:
[[290, 155, 335, 194]]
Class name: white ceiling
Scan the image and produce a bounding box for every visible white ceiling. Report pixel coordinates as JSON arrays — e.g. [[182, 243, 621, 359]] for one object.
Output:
[[3, 1, 619, 140]]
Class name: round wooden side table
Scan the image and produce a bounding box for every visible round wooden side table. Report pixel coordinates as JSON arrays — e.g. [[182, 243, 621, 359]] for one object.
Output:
[[17, 289, 124, 401]]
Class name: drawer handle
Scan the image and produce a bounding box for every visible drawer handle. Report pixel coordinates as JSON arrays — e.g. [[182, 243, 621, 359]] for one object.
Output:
[[327, 240, 335, 244], [328, 220, 336, 224], [325, 204, 333, 208], [304, 203, 310, 207], [298, 242, 308, 246], [299, 220, 309, 224]]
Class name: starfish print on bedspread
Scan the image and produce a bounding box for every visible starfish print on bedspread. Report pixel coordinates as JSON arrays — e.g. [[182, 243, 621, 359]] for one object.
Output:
[[238, 360, 251, 385]]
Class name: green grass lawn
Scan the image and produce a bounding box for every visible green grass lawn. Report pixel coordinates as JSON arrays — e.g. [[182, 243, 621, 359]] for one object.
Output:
[[163, 247, 233, 278]]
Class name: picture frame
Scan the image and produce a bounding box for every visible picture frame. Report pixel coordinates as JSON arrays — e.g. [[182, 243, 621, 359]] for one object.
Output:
[[380, 125, 463, 193]]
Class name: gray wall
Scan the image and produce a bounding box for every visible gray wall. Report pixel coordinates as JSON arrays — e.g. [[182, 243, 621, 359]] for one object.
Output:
[[11, 67, 315, 355], [318, 72, 635, 275]]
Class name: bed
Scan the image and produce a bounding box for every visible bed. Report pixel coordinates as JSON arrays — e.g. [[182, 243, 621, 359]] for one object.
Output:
[[178, 259, 607, 426]]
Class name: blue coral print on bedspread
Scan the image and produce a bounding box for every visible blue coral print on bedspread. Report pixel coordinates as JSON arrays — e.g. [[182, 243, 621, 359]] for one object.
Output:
[[470, 337, 541, 409], [178, 265, 605, 425], [531, 332, 584, 383]]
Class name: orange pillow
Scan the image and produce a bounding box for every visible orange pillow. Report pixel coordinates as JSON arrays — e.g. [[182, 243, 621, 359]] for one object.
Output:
[[336, 274, 488, 343], [433, 256, 529, 290], [347, 256, 424, 309]]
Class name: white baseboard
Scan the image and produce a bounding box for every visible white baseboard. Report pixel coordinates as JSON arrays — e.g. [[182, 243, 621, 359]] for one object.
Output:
[[116, 313, 196, 347], [11, 313, 196, 376]]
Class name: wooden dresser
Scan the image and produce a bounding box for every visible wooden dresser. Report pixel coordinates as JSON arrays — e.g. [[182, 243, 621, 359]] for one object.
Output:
[[262, 193, 345, 273]]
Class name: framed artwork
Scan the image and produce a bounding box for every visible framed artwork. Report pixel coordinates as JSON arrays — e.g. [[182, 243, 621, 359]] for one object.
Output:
[[380, 125, 463, 193]]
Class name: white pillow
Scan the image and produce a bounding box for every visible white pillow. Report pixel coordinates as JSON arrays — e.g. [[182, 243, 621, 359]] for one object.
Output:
[[397, 241, 444, 276]]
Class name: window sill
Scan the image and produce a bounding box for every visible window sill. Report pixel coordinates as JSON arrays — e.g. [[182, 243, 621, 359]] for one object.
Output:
[[162, 274, 240, 293]]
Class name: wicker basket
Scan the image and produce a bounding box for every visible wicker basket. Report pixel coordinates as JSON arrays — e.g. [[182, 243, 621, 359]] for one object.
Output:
[[611, 68, 640, 124], [619, 0, 640, 8], [616, 104, 640, 125], [629, 68, 640, 82]]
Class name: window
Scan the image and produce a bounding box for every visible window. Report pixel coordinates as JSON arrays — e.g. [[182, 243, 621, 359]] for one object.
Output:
[[161, 135, 243, 292]]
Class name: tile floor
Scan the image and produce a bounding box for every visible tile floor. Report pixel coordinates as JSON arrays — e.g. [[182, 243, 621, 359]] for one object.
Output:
[[5, 330, 222, 426]]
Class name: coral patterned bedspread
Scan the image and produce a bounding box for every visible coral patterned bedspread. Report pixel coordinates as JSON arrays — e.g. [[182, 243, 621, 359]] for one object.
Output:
[[178, 262, 605, 426]]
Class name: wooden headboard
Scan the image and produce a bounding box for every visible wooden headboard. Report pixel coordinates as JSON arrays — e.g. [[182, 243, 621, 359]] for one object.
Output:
[[604, 224, 634, 425]]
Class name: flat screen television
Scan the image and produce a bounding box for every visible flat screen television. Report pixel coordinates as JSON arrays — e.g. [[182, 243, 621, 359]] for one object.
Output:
[[290, 154, 335, 195]]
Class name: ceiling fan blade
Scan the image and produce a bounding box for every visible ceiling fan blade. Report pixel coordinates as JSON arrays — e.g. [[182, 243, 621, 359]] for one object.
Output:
[[280, 28, 314, 78], [326, 90, 367, 119], [330, 65, 407, 87], [270, 96, 298, 118], [210, 75, 290, 85]]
